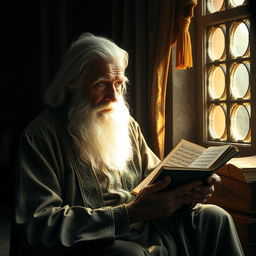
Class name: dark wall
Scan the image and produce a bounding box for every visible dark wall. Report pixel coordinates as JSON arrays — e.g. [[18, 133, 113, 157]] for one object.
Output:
[[1, 0, 114, 205]]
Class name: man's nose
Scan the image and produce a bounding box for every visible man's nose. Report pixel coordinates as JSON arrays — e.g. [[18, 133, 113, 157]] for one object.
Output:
[[105, 84, 118, 102]]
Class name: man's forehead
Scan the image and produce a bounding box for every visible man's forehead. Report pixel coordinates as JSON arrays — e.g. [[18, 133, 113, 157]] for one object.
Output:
[[85, 58, 126, 80]]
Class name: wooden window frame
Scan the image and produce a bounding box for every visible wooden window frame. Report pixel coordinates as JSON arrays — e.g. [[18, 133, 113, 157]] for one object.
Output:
[[195, 0, 256, 156]]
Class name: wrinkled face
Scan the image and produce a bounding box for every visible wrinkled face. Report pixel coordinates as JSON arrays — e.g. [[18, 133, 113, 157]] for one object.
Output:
[[78, 57, 126, 113]]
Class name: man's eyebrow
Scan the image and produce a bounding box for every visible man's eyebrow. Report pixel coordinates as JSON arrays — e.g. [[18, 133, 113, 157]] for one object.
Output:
[[93, 76, 128, 84]]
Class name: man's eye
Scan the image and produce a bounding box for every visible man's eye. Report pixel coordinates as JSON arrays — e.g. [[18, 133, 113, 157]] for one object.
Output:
[[115, 82, 123, 90], [95, 82, 106, 87]]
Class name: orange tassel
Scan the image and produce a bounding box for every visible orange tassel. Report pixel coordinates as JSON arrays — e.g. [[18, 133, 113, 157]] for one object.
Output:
[[175, 16, 193, 69]]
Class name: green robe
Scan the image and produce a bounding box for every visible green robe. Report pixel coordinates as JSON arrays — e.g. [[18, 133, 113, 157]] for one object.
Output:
[[15, 108, 244, 256]]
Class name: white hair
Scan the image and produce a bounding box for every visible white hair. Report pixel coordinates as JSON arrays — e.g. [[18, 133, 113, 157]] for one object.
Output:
[[68, 92, 133, 172], [44, 33, 129, 108]]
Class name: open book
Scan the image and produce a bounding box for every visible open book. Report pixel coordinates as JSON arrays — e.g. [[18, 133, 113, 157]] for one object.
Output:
[[132, 139, 239, 195]]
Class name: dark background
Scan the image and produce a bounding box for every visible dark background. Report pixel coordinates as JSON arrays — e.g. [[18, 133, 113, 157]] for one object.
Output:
[[1, 0, 124, 206], [1, 3, 137, 255]]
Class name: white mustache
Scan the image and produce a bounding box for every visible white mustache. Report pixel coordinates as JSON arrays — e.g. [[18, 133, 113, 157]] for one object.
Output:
[[95, 101, 121, 114]]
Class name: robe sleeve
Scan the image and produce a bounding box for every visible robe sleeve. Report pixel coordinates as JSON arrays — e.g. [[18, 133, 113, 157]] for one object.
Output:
[[129, 117, 161, 178], [15, 128, 129, 249]]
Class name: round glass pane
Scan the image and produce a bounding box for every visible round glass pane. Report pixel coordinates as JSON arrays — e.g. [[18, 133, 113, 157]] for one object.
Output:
[[207, 0, 224, 13], [231, 105, 250, 140], [209, 105, 226, 139], [231, 64, 249, 98], [208, 66, 225, 98], [208, 27, 225, 61], [230, 0, 245, 7], [230, 22, 249, 57]]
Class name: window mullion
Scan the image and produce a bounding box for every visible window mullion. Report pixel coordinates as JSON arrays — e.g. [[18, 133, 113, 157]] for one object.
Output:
[[197, 0, 254, 153]]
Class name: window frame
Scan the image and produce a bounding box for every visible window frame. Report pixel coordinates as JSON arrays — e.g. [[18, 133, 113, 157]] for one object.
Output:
[[195, 0, 256, 156]]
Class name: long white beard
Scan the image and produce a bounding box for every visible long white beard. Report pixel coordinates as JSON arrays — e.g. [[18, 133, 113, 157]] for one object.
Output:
[[68, 94, 133, 173]]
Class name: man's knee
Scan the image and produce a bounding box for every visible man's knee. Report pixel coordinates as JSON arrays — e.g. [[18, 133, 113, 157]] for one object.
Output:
[[101, 240, 149, 256], [195, 204, 233, 226]]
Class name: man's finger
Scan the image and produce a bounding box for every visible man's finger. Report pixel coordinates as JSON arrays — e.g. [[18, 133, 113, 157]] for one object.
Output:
[[144, 176, 171, 194], [171, 180, 202, 196], [207, 173, 221, 185]]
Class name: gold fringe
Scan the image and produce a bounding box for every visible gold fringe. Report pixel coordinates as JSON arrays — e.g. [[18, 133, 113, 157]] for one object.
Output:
[[175, 16, 193, 69]]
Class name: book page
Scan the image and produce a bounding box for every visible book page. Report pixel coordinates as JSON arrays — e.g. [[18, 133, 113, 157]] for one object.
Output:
[[131, 139, 206, 195], [188, 145, 230, 169], [165, 140, 205, 167]]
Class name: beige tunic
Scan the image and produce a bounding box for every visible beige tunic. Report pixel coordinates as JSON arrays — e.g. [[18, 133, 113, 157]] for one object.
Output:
[[15, 108, 159, 246], [15, 107, 244, 256]]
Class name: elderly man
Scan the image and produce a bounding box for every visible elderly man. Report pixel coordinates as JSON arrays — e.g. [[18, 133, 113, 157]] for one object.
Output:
[[15, 33, 244, 256]]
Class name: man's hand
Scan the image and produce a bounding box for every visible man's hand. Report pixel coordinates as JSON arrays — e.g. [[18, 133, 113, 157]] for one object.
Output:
[[126, 176, 202, 224], [183, 173, 221, 205]]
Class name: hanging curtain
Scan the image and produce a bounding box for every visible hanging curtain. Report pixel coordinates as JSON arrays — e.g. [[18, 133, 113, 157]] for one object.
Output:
[[148, 0, 197, 159]]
